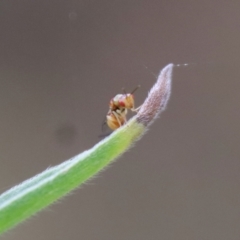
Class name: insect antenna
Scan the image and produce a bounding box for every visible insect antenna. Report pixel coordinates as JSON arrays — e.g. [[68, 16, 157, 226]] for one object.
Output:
[[122, 87, 127, 95], [131, 85, 141, 94]]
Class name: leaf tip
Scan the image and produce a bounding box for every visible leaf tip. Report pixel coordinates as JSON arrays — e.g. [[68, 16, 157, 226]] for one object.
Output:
[[137, 63, 174, 126]]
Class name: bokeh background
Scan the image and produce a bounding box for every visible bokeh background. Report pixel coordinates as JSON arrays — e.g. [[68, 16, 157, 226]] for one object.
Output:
[[1, 1, 240, 239]]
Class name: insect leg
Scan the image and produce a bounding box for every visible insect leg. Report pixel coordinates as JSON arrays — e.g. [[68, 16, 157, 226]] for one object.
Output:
[[112, 111, 123, 127], [131, 105, 142, 112]]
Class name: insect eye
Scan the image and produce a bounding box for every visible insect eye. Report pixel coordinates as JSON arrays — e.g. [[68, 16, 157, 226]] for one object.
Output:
[[119, 101, 125, 107]]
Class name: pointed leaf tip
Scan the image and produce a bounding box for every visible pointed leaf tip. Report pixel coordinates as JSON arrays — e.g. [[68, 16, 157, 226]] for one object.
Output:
[[137, 63, 173, 126]]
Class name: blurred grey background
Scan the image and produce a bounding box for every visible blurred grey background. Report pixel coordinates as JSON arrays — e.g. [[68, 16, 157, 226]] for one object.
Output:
[[1, 0, 240, 239]]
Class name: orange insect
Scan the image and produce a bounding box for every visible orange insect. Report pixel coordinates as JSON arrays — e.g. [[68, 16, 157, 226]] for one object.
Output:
[[105, 86, 140, 131]]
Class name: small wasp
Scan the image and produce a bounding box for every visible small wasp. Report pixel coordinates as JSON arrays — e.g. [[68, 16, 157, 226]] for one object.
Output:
[[104, 86, 141, 131]]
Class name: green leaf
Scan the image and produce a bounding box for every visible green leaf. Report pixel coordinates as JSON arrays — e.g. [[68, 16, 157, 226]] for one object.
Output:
[[0, 64, 173, 234]]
